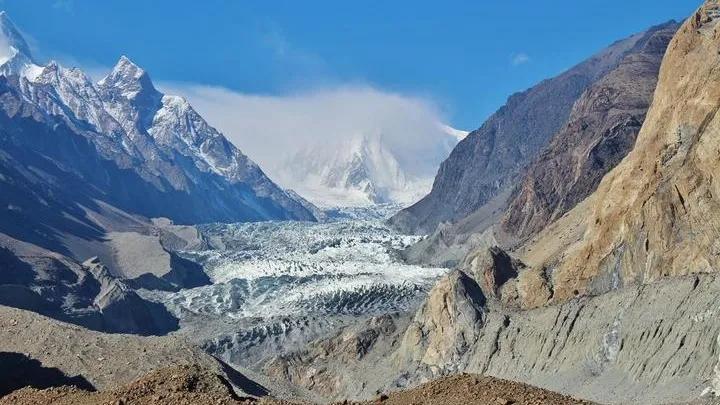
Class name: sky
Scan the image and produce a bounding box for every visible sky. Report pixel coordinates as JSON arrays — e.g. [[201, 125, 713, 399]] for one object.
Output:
[[1, 0, 698, 131]]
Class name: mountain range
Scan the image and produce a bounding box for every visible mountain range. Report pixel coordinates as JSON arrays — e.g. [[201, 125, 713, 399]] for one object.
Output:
[[391, 20, 680, 267], [0, 11, 315, 230], [264, 5, 720, 403], [4, 2, 720, 405]]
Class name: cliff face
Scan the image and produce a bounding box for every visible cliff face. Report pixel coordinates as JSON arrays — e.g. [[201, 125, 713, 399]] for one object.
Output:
[[541, 1, 720, 303], [500, 23, 678, 243], [389, 23, 677, 236]]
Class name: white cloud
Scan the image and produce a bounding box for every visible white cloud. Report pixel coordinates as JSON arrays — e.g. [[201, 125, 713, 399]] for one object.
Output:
[[511, 53, 530, 66], [157, 83, 455, 181], [52, 0, 75, 13]]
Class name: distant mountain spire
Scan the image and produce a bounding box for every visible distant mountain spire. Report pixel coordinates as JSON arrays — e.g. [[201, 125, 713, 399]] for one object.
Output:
[[98, 55, 160, 100]]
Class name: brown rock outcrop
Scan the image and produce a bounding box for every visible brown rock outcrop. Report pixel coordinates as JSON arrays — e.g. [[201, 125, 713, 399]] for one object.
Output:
[[462, 247, 523, 298], [539, 0, 720, 302], [500, 22, 678, 243], [396, 271, 486, 370], [356, 374, 592, 405]]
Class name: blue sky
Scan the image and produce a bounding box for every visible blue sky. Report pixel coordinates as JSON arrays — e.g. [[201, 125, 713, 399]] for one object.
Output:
[[3, 0, 698, 130]]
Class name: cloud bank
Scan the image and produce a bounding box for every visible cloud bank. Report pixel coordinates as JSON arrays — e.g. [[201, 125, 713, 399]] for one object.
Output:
[[158, 83, 458, 183]]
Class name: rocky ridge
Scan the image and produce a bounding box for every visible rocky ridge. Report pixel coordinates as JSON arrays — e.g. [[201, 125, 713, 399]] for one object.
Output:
[[389, 22, 674, 236], [500, 22, 679, 243], [266, 270, 720, 404], [0, 365, 254, 405], [0, 305, 266, 396], [392, 22, 679, 269], [533, 0, 720, 303], [0, 235, 179, 335]]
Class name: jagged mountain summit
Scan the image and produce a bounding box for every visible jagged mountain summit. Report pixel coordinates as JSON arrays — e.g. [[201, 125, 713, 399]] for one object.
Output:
[[0, 12, 315, 228], [274, 125, 467, 208]]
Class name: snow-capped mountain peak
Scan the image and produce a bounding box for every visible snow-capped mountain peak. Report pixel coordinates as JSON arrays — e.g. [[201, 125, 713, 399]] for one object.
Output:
[[0, 11, 42, 80], [0, 11, 33, 63], [98, 56, 158, 98], [275, 125, 465, 208], [0, 12, 317, 223]]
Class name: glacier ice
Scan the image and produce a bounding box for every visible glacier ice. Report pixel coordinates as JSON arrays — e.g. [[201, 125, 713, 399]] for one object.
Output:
[[148, 218, 449, 320]]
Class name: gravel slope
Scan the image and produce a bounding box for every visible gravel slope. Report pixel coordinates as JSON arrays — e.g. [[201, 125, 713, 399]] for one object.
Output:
[[0, 305, 265, 397]]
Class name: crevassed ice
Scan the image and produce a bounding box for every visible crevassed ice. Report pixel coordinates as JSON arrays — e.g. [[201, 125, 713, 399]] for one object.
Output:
[[155, 219, 449, 320]]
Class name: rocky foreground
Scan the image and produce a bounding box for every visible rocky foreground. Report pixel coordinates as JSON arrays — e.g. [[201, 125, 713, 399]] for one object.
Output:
[[0, 366, 591, 405], [0, 304, 593, 404], [0, 366, 261, 405]]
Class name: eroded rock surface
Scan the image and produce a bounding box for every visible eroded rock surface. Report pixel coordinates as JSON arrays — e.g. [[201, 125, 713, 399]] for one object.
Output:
[[390, 22, 677, 237], [269, 272, 720, 404], [500, 22, 678, 243], [0, 305, 265, 396], [540, 0, 720, 302]]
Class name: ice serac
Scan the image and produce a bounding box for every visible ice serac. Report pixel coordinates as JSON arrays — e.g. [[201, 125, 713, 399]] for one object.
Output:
[[390, 22, 678, 236]]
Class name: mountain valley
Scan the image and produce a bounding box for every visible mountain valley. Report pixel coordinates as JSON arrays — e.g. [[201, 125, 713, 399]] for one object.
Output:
[[2, 2, 720, 405]]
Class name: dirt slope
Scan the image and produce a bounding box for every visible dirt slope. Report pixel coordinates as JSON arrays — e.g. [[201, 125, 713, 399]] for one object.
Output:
[[355, 374, 592, 405], [0, 305, 266, 397], [0, 365, 285, 405]]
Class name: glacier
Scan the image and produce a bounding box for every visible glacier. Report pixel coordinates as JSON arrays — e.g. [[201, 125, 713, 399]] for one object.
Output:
[[146, 218, 449, 320], [136, 213, 450, 366]]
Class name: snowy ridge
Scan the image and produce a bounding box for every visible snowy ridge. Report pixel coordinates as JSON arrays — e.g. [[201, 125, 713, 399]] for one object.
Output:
[[0, 12, 315, 222]]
